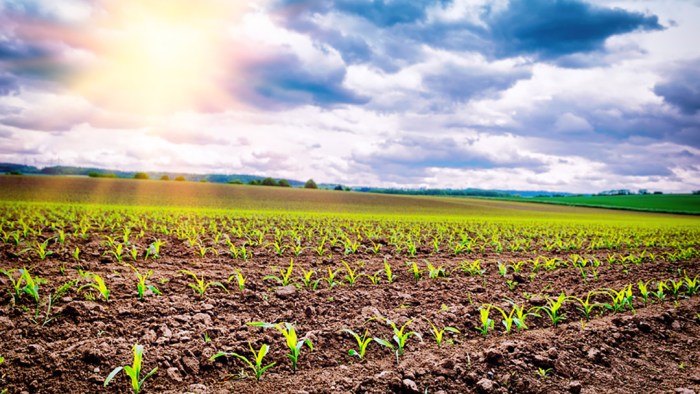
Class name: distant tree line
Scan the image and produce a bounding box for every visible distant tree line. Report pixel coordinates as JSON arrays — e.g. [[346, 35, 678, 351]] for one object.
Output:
[[354, 187, 509, 197], [597, 189, 663, 196]]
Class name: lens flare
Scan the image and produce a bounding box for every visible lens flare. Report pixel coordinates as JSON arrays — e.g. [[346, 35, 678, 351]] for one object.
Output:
[[72, 0, 246, 115]]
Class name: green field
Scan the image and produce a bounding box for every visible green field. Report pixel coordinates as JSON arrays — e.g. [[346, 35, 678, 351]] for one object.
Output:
[[493, 194, 700, 215], [1, 175, 697, 226]]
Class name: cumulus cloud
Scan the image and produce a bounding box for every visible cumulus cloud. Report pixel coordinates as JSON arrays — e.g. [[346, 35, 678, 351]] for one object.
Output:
[[654, 58, 700, 115]]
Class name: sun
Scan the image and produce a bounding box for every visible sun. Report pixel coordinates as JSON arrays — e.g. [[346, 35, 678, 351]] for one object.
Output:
[[73, 0, 245, 115]]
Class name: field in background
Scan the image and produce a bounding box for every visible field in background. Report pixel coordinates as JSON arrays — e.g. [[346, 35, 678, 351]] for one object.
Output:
[[496, 194, 700, 215], [0, 176, 696, 225]]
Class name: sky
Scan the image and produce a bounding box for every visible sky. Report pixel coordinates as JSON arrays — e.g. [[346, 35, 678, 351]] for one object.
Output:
[[0, 0, 699, 193]]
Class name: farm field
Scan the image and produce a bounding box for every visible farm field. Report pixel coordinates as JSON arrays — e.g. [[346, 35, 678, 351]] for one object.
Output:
[[496, 194, 700, 215], [0, 177, 699, 394]]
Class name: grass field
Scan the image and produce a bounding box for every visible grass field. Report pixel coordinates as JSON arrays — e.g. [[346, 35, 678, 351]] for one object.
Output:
[[497, 194, 700, 215]]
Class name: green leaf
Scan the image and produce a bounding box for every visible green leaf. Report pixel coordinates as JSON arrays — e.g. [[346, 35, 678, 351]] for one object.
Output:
[[104, 366, 123, 387], [373, 338, 394, 350]]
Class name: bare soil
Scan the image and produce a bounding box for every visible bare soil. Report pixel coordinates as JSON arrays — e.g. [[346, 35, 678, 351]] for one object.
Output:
[[1, 236, 699, 394]]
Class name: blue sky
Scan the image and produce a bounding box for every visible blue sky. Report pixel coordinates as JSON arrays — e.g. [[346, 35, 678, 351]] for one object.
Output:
[[0, 0, 699, 192]]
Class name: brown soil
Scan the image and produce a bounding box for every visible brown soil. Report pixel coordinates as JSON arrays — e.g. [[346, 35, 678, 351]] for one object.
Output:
[[1, 235, 699, 394]]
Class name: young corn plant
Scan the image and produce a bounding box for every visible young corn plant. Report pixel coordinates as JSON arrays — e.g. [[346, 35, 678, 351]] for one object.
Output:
[[538, 293, 568, 327], [638, 280, 652, 305], [210, 343, 276, 382], [22, 239, 53, 260], [425, 261, 447, 279], [342, 261, 364, 286], [127, 264, 160, 300], [248, 322, 313, 371], [36, 280, 76, 326], [668, 279, 684, 298], [78, 272, 111, 301], [506, 300, 540, 331], [459, 260, 484, 276], [567, 291, 602, 321], [228, 269, 247, 292], [486, 304, 522, 334], [424, 319, 460, 347], [20, 268, 41, 304], [652, 281, 668, 302], [373, 318, 422, 364], [104, 343, 158, 394], [298, 268, 320, 290], [72, 246, 81, 263], [475, 306, 495, 337], [1, 268, 25, 304], [684, 272, 699, 296], [264, 259, 294, 287], [407, 262, 423, 282], [179, 270, 228, 297], [383, 260, 397, 283], [323, 267, 342, 289], [342, 329, 374, 359], [601, 285, 634, 314]]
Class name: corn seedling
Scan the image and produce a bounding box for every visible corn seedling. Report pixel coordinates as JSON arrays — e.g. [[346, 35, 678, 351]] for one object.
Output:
[[601, 285, 634, 314], [638, 280, 651, 305], [264, 259, 294, 286], [497, 262, 508, 276], [424, 319, 460, 347], [373, 318, 422, 364], [210, 343, 275, 381], [407, 262, 423, 281], [342, 329, 373, 359], [248, 322, 313, 371], [37, 280, 75, 326], [487, 304, 522, 334], [425, 261, 447, 279], [460, 260, 484, 276], [683, 272, 699, 296], [1, 268, 25, 304], [127, 264, 160, 300], [323, 267, 342, 288], [228, 269, 247, 292], [20, 268, 40, 304], [104, 343, 158, 393], [179, 270, 228, 297], [534, 367, 553, 379], [22, 239, 53, 260], [567, 291, 602, 321], [538, 293, 567, 326], [298, 268, 320, 290], [78, 272, 111, 301], [506, 300, 540, 330], [72, 246, 81, 263], [652, 281, 667, 302], [384, 260, 397, 283], [342, 260, 363, 286]]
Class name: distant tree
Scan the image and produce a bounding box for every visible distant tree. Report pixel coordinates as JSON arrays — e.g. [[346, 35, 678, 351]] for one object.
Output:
[[653, 191, 663, 195], [334, 184, 343, 191], [134, 172, 149, 180], [228, 179, 243, 185], [160, 175, 170, 181], [175, 175, 186, 181], [304, 179, 318, 189], [693, 190, 700, 195], [88, 172, 100, 178], [248, 179, 262, 185], [89, 172, 116, 178], [638, 189, 649, 195], [261, 177, 277, 186], [278, 179, 291, 187], [199, 179, 208, 183], [8, 170, 22, 175]]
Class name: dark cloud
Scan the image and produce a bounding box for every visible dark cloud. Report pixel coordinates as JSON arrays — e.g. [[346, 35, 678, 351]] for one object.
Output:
[[654, 58, 700, 115], [422, 62, 531, 104], [0, 73, 20, 95], [236, 53, 368, 109], [351, 135, 547, 177], [333, 0, 442, 27], [485, 0, 664, 59]]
